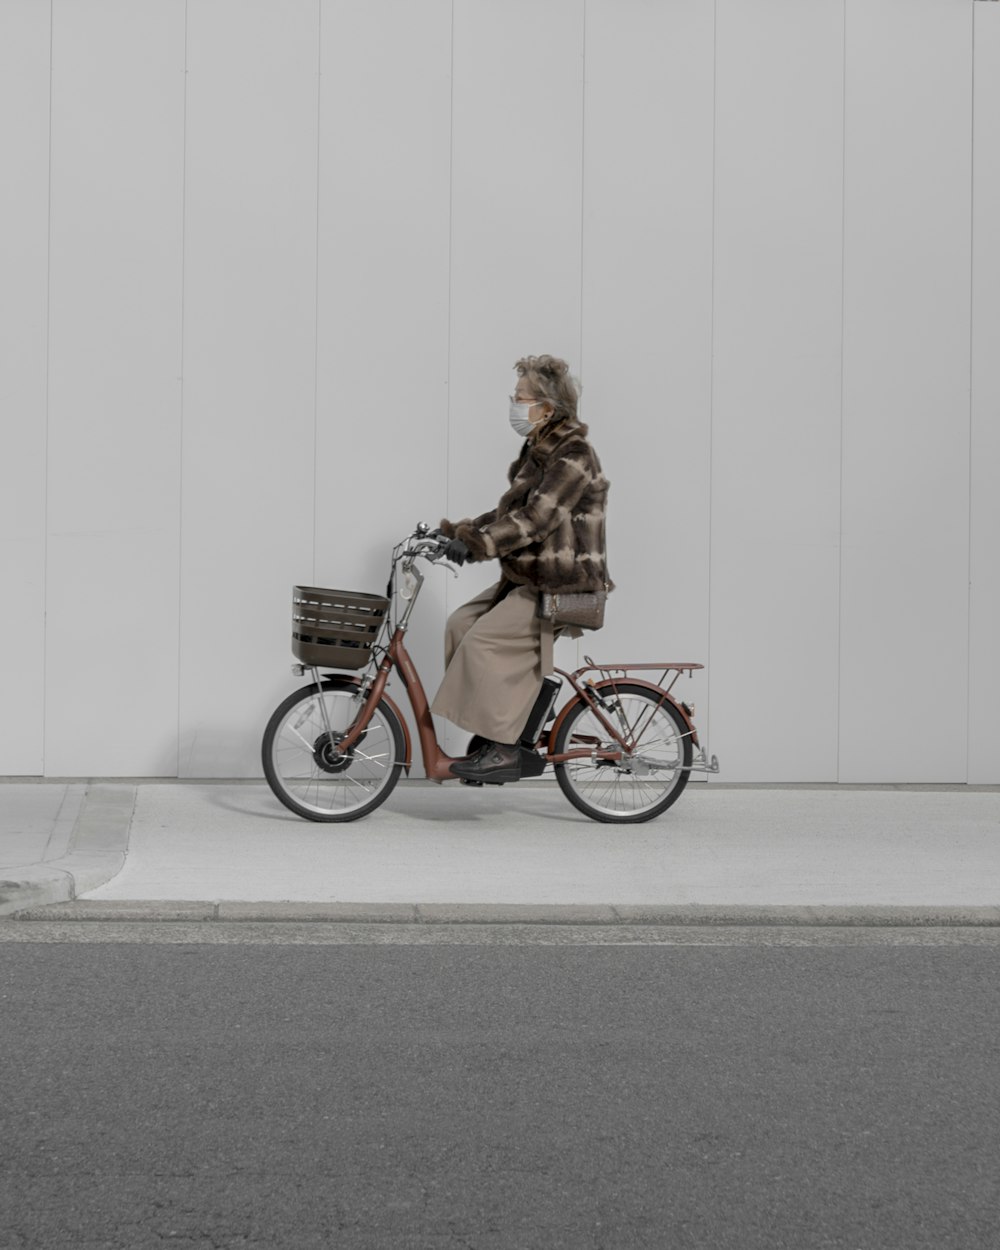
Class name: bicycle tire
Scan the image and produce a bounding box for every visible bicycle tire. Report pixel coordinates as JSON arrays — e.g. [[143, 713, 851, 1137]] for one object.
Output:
[[553, 682, 692, 823], [262, 678, 405, 822]]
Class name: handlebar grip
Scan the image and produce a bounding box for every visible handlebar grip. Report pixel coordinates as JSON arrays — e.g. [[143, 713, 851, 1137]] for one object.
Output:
[[412, 537, 446, 559]]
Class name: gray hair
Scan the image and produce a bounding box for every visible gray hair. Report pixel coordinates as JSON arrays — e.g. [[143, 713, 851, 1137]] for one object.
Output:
[[514, 354, 581, 422]]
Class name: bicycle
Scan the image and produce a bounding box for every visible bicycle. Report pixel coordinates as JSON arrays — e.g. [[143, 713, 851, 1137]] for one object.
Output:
[[261, 523, 719, 824]]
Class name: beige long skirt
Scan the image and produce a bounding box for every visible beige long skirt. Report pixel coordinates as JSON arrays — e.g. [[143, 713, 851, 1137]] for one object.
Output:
[[430, 582, 555, 744]]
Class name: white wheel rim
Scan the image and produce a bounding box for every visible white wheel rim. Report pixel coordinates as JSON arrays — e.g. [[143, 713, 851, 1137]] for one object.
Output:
[[561, 693, 686, 818], [269, 690, 398, 817]]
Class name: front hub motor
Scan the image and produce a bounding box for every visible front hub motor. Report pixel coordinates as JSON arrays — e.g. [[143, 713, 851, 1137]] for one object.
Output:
[[313, 729, 367, 774]]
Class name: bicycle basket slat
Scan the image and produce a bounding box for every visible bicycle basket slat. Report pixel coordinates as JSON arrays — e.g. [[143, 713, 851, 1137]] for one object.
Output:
[[292, 585, 389, 669]]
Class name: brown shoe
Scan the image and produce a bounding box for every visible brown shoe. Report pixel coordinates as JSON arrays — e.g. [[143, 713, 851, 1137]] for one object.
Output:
[[450, 741, 521, 785]]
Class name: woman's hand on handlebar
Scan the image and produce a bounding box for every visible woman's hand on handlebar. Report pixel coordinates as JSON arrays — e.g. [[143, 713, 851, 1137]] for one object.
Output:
[[406, 522, 468, 565], [417, 536, 468, 566], [406, 528, 454, 563], [441, 537, 469, 566]]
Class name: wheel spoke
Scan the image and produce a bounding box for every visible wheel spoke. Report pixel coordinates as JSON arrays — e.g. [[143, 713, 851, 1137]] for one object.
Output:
[[264, 687, 401, 821], [555, 687, 692, 822], [282, 724, 317, 752]]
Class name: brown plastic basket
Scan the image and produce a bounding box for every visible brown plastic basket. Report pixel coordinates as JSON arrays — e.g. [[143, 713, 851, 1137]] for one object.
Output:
[[292, 585, 389, 669]]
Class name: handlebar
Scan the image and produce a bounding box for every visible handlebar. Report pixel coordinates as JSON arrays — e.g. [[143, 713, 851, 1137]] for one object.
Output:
[[388, 524, 455, 621], [395, 523, 450, 570], [409, 536, 448, 560], [404, 522, 448, 558]]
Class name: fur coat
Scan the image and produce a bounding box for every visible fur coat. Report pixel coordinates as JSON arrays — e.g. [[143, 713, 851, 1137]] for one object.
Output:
[[441, 415, 613, 594]]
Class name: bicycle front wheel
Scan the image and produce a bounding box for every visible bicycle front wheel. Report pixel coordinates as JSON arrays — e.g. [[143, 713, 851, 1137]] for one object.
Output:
[[262, 680, 405, 822], [553, 683, 692, 823]]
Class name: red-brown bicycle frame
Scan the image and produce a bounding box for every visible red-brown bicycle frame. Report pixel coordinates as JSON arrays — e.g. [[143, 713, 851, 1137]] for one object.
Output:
[[319, 627, 702, 783]]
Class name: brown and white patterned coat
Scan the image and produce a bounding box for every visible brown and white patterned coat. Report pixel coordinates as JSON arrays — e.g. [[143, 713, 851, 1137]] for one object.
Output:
[[441, 416, 612, 595]]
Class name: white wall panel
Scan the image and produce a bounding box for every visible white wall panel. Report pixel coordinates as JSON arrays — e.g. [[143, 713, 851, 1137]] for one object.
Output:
[[0, 1, 49, 774], [446, 0, 584, 750], [969, 3, 1000, 784], [314, 0, 452, 775], [2, 0, 988, 786], [839, 0, 972, 781], [45, 0, 184, 775], [179, 0, 319, 776], [580, 0, 715, 743], [709, 0, 844, 781]]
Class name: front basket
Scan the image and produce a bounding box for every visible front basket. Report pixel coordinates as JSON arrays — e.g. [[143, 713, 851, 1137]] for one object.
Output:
[[292, 585, 389, 669]]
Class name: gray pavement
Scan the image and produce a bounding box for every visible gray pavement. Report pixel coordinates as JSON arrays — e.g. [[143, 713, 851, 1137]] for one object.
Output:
[[1, 779, 999, 923], [5, 941, 999, 1248]]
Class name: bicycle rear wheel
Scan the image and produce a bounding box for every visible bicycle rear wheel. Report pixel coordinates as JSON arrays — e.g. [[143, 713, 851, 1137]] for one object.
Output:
[[553, 683, 692, 823], [262, 679, 405, 822]]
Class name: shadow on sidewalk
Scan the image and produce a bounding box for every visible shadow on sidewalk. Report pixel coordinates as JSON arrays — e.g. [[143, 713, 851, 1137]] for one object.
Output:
[[200, 779, 592, 826]]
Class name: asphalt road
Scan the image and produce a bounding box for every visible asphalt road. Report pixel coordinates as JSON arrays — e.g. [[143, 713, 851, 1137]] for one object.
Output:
[[2, 935, 999, 1249]]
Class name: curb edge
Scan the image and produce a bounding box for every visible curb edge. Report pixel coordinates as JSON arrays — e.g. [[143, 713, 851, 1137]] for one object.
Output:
[[9, 899, 1000, 927], [0, 785, 134, 918]]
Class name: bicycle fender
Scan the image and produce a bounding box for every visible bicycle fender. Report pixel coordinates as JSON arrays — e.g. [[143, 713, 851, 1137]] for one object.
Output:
[[314, 674, 413, 773], [547, 678, 699, 751]]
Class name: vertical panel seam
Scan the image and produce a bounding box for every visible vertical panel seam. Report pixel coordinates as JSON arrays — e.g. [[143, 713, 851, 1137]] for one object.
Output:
[[43, 0, 54, 777], [444, 0, 455, 623], [967, 1, 976, 784], [706, 0, 717, 769], [577, 0, 587, 675], [579, 0, 587, 383], [837, 0, 848, 784], [177, 0, 189, 777], [313, 0, 323, 587]]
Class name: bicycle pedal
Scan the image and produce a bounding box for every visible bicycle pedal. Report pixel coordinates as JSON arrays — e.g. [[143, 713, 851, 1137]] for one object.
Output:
[[459, 778, 485, 787]]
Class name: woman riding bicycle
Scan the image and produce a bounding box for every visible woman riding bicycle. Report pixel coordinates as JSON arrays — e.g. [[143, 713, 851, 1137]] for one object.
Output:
[[431, 354, 613, 784]]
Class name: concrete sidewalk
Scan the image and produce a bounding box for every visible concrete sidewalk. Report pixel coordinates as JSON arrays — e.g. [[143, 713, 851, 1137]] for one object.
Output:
[[0, 783, 135, 917], [1, 779, 999, 923]]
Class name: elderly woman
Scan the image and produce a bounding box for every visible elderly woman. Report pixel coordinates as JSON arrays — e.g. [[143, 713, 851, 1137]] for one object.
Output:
[[431, 354, 612, 784]]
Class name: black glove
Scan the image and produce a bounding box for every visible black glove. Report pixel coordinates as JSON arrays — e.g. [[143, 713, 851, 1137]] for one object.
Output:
[[443, 537, 470, 566]]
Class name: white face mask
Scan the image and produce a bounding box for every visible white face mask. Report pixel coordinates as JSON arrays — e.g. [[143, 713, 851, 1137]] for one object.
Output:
[[509, 398, 538, 438]]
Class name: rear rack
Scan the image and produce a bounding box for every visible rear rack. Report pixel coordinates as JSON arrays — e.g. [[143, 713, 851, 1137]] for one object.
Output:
[[571, 656, 719, 775], [576, 656, 704, 675], [574, 656, 703, 696]]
